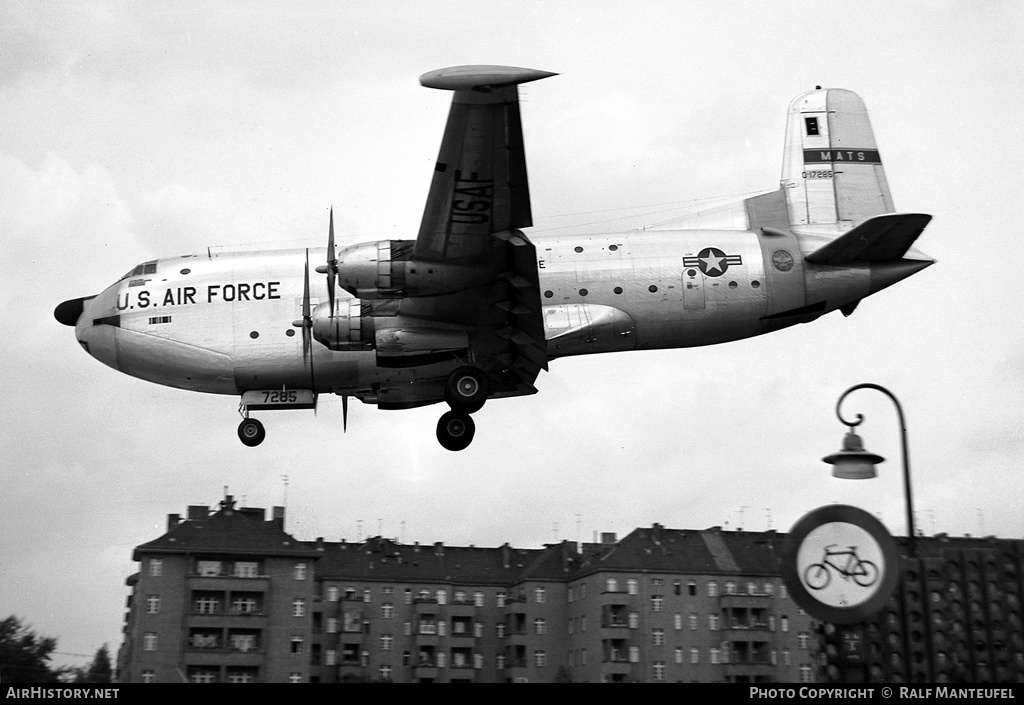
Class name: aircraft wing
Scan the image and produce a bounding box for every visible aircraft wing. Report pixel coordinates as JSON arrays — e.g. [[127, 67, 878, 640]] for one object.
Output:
[[396, 66, 555, 398]]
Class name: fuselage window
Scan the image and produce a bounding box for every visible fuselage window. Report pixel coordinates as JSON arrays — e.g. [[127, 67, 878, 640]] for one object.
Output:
[[805, 117, 820, 136], [148, 316, 172, 325]]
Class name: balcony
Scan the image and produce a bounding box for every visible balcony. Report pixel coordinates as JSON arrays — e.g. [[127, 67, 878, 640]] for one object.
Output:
[[722, 621, 772, 635], [720, 592, 771, 608], [188, 575, 270, 591]]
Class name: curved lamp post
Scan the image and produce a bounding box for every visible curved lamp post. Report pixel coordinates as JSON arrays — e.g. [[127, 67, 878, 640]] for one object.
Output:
[[822, 383, 916, 557]]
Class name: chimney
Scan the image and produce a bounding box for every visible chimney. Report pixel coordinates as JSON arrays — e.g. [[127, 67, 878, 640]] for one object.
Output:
[[601, 532, 617, 545], [272, 506, 285, 529], [501, 542, 511, 569], [187, 505, 207, 520], [316, 537, 325, 552], [434, 541, 444, 557], [166, 513, 180, 532]]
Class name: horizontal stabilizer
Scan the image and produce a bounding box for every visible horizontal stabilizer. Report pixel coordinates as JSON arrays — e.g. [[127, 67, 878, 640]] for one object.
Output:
[[805, 213, 932, 265]]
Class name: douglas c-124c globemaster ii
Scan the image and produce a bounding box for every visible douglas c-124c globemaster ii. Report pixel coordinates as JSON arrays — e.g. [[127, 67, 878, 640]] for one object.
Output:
[[54, 65, 933, 451]]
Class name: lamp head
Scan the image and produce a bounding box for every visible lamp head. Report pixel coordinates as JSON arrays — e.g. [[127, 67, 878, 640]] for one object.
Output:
[[823, 429, 885, 480]]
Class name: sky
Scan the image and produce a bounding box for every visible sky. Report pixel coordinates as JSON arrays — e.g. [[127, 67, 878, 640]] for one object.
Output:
[[1, 0, 1023, 671]]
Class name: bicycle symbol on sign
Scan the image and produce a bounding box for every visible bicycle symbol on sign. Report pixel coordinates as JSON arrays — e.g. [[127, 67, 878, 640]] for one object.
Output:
[[803, 544, 879, 590]]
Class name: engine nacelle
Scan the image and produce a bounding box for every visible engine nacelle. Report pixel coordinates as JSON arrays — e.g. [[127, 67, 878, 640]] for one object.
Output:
[[335, 238, 500, 299], [311, 299, 375, 351]]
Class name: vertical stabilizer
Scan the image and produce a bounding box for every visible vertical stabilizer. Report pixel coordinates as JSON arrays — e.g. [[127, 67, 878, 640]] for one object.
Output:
[[781, 88, 895, 229]]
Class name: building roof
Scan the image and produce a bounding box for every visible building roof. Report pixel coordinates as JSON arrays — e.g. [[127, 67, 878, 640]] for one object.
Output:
[[575, 524, 784, 577], [309, 536, 575, 586], [132, 497, 319, 560]]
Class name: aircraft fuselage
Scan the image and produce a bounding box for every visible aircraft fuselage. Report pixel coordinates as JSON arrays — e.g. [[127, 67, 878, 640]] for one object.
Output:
[[72, 227, 928, 402]]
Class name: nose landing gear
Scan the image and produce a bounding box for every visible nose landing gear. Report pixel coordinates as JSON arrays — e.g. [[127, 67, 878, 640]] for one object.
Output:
[[238, 418, 266, 447]]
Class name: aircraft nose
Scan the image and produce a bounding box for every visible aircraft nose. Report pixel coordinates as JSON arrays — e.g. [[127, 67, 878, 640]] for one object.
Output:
[[68, 288, 121, 371], [54, 296, 93, 327]]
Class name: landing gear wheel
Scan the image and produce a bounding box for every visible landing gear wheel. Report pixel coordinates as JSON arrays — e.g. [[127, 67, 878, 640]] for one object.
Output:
[[436, 411, 475, 451], [238, 418, 266, 447], [445, 366, 489, 410]]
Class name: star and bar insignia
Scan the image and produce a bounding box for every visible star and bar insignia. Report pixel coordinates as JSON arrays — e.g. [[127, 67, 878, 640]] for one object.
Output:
[[683, 247, 742, 277]]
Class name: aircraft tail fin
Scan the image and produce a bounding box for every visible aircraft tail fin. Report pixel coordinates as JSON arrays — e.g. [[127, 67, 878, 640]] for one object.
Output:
[[781, 88, 895, 229], [805, 212, 932, 265]]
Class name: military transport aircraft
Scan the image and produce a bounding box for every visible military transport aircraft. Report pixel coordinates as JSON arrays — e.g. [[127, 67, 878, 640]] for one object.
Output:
[[55, 65, 933, 451]]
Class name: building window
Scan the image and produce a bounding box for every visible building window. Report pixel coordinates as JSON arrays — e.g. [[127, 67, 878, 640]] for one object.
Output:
[[747, 581, 757, 595], [769, 615, 776, 631], [688, 581, 696, 596], [496, 654, 505, 669], [711, 648, 720, 664], [326, 617, 338, 633], [673, 581, 681, 596], [606, 578, 618, 592], [143, 633, 157, 651], [196, 596, 219, 614], [288, 673, 301, 683], [146, 596, 160, 614], [708, 581, 718, 597], [534, 618, 546, 635], [404, 588, 412, 604], [799, 632, 809, 649], [474, 622, 483, 638], [690, 648, 700, 664], [474, 591, 484, 607], [675, 647, 683, 664], [381, 603, 394, 619], [771, 650, 778, 665], [292, 599, 306, 617], [454, 590, 467, 604], [709, 614, 719, 631], [652, 628, 665, 646], [800, 665, 813, 682], [496, 591, 506, 607], [652, 578, 663, 586], [651, 595, 664, 612], [534, 650, 546, 667], [438, 621, 447, 637], [197, 560, 221, 576], [780, 584, 787, 600], [325, 649, 336, 666], [363, 588, 371, 603], [232, 596, 257, 614], [783, 649, 791, 665], [326, 586, 339, 602], [496, 623, 506, 638], [653, 661, 666, 681], [381, 635, 393, 651], [534, 587, 546, 604], [689, 613, 698, 630], [580, 583, 587, 599], [628, 612, 639, 629], [437, 652, 446, 668], [141, 669, 155, 683], [580, 615, 587, 632], [765, 582, 774, 595], [291, 637, 303, 654], [230, 634, 255, 652], [436, 590, 447, 605], [234, 561, 258, 578], [782, 615, 789, 632], [149, 559, 162, 577], [674, 613, 683, 630], [379, 665, 392, 681], [725, 581, 736, 595], [293, 562, 307, 580]]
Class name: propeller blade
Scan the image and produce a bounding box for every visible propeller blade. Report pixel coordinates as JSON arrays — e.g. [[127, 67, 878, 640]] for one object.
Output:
[[327, 207, 337, 317], [302, 250, 312, 362]]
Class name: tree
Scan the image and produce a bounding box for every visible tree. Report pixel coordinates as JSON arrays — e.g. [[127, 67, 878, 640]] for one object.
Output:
[[84, 644, 113, 683], [0, 616, 64, 683], [67, 644, 113, 684]]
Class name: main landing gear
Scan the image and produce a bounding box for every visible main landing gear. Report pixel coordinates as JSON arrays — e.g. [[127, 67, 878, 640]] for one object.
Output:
[[436, 366, 489, 451], [238, 417, 266, 447]]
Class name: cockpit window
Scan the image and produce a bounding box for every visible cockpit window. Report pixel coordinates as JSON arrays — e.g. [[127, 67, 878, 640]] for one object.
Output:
[[121, 261, 158, 280]]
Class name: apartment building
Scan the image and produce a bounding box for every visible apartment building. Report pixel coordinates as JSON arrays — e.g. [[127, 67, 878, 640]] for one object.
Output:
[[116, 499, 816, 682]]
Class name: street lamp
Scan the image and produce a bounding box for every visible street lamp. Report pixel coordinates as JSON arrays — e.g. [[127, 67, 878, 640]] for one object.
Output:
[[822, 383, 917, 557]]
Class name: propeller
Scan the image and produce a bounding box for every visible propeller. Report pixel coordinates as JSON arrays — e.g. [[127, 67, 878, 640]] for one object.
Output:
[[315, 207, 338, 318], [292, 249, 313, 362]]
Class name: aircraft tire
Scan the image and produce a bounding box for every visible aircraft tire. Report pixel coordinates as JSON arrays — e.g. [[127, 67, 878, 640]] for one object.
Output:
[[238, 418, 266, 447], [445, 367, 489, 408], [436, 410, 475, 451]]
